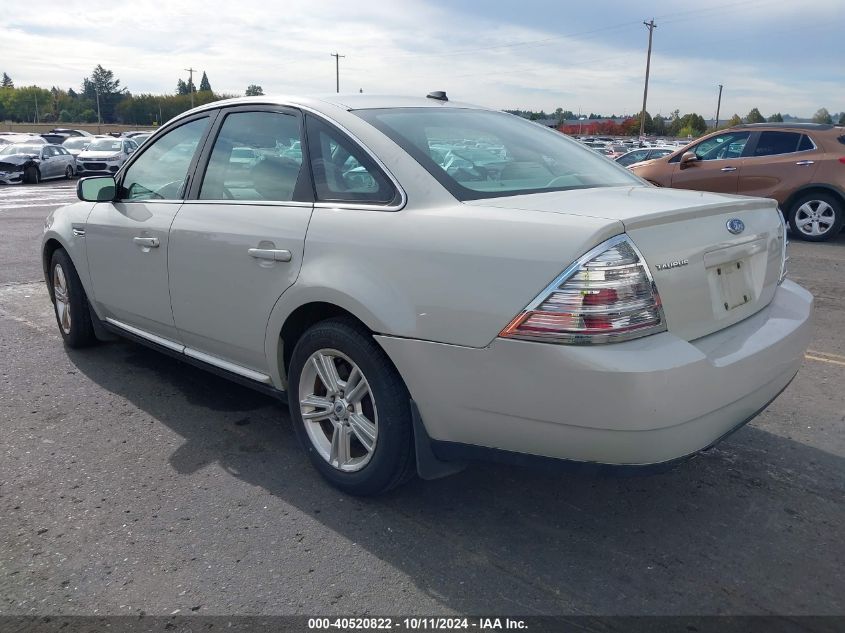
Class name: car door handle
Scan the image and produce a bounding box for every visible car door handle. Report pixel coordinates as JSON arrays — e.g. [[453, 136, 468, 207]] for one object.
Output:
[[720, 166, 737, 172], [133, 237, 160, 248], [795, 160, 815, 166], [248, 248, 292, 262]]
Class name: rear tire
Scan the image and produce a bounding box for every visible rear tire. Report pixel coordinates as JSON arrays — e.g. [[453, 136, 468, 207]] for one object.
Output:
[[788, 192, 844, 242], [65, 165, 74, 179], [288, 318, 415, 496], [49, 249, 97, 348]]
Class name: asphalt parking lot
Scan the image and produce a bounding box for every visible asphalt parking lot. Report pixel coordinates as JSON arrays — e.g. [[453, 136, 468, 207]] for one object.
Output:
[[0, 180, 843, 616]]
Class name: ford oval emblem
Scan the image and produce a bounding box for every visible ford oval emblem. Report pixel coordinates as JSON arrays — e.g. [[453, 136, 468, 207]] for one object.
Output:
[[726, 218, 745, 235]]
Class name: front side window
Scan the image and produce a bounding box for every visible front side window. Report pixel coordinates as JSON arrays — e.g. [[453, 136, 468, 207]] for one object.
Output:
[[355, 108, 640, 201], [692, 131, 750, 161], [120, 117, 209, 201], [752, 131, 803, 157], [200, 111, 303, 202], [305, 115, 397, 204]]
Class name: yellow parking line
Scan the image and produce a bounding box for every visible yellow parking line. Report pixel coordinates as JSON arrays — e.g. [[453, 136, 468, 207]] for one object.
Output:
[[805, 354, 845, 366], [807, 349, 845, 360]]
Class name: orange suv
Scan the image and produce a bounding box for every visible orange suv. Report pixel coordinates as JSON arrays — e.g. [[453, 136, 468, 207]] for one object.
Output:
[[631, 123, 845, 241]]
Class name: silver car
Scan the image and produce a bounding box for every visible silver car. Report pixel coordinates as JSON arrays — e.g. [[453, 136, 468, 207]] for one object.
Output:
[[42, 95, 812, 495], [0, 143, 75, 184], [75, 137, 138, 176]]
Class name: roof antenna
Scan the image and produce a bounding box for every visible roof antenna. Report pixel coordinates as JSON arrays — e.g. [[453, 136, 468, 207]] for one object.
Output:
[[426, 91, 448, 102]]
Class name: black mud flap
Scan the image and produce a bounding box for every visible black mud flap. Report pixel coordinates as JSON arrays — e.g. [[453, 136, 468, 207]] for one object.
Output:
[[411, 400, 466, 480]]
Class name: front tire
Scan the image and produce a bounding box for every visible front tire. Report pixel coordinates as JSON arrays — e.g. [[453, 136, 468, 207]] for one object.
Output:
[[25, 166, 40, 184], [49, 249, 97, 348], [288, 318, 415, 495], [788, 192, 844, 242], [65, 165, 74, 179]]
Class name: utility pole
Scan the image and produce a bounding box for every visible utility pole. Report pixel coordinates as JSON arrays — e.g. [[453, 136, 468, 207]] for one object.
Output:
[[184, 67, 196, 108], [330, 52, 345, 93], [639, 19, 657, 139], [715, 84, 723, 129]]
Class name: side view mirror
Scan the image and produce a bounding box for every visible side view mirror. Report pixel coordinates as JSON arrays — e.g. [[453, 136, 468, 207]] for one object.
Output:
[[78, 175, 116, 202], [679, 151, 697, 169]]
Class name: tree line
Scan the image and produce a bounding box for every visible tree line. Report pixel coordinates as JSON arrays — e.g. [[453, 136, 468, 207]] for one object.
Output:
[[0, 67, 266, 126], [511, 105, 845, 137]]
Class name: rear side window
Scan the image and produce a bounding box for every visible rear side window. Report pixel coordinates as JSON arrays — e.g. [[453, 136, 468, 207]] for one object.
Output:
[[305, 115, 398, 205], [752, 131, 802, 156], [798, 135, 815, 151], [199, 111, 304, 202]]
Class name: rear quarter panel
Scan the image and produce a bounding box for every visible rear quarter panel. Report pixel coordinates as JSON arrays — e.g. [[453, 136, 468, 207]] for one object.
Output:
[[264, 202, 622, 385]]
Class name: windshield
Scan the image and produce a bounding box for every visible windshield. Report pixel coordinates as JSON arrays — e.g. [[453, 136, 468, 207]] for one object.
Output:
[[0, 144, 41, 155], [64, 138, 90, 149], [86, 139, 123, 152], [355, 108, 640, 200]]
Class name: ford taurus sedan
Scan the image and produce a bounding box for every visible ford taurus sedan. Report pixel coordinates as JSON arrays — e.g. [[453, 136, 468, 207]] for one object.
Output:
[[42, 94, 813, 495]]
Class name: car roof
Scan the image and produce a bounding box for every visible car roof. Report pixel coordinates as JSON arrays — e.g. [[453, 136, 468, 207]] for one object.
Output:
[[171, 93, 486, 123]]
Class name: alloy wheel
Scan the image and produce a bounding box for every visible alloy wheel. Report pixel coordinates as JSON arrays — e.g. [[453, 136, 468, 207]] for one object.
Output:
[[794, 200, 836, 237], [298, 348, 378, 472]]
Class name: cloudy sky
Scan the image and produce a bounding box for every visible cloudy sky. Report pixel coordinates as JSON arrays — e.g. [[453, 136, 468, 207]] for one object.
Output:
[[3, 0, 843, 119]]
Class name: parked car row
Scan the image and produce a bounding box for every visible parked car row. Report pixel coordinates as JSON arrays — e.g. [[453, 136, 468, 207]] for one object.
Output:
[[0, 131, 147, 184]]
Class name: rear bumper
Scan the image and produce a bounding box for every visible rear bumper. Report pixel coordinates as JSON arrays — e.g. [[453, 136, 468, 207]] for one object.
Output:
[[376, 280, 813, 466]]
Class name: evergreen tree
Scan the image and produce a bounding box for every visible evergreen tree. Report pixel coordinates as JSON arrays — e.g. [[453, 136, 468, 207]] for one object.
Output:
[[199, 72, 211, 92], [727, 113, 742, 127], [177, 79, 189, 95], [1, 73, 12, 88], [245, 84, 264, 96], [767, 113, 783, 123], [745, 107, 765, 124], [839, 112, 845, 126]]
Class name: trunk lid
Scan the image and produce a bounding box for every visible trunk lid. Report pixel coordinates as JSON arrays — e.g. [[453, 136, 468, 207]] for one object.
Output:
[[466, 186, 785, 341]]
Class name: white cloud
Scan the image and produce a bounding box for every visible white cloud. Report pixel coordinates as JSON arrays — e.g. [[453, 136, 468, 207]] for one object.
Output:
[[2, 0, 843, 117]]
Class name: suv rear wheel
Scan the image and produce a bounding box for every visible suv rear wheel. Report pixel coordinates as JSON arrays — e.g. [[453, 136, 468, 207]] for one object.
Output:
[[788, 192, 844, 242]]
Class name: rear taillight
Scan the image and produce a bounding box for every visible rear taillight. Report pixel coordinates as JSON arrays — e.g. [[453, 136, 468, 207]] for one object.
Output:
[[500, 235, 667, 344], [838, 157, 845, 164]]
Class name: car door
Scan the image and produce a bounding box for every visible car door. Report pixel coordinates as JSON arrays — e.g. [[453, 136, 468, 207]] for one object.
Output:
[[669, 131, 751, 194], [737, 131, 819, 202], [40, 146, 59, 178], [85, 114, 214, 344], [168, 107, 313, 374]]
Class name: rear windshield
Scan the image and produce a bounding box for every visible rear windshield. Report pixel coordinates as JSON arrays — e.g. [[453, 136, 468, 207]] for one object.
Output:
[[354, 108, 641, 201]]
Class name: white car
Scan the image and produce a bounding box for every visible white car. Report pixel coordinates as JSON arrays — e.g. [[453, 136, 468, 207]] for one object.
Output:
[[42, 94, 812, 495], [75, 137, 138, 176]]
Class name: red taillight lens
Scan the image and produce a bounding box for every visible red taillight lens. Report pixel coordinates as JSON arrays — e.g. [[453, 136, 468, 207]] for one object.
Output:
[[499, 236, 666, 344], [838, 157, 845, 164]]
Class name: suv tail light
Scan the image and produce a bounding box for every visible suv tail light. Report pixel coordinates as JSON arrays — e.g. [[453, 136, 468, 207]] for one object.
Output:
[[500, 235, 667, 344]]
